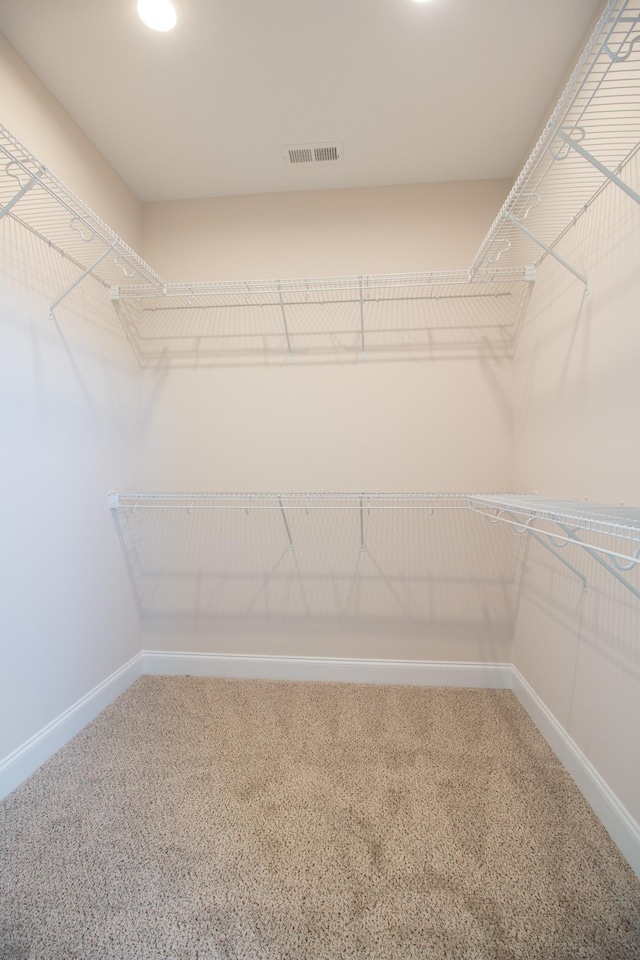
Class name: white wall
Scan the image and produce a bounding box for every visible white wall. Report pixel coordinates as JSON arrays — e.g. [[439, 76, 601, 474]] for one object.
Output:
[[134, 181, 516, 662], [511, 149, 640, 825], [0, 34, 142, 250], [0, 40, 143, 761], [142, 180, 510, 280]]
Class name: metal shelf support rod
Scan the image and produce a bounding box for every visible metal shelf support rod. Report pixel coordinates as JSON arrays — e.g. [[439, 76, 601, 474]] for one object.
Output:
[[0, 170, 42, 220], [278, 498, 294, 550], [471, 506, 640, 564], [556, 521, 640, 600], [49, 243, 116, 317], [506, 213, 589, 293], [359, 279, 366, 358], [487, 513, 589, 593], [556, 129, 640, 205], [528, 527, 589, 592], [278, 286, 293, 360]]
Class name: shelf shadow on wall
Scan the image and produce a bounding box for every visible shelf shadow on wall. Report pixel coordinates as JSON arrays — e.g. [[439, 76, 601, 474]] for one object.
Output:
[[112, 506, 515, 652], [113, 283, 533, 368], [511, 533, 640, 684]]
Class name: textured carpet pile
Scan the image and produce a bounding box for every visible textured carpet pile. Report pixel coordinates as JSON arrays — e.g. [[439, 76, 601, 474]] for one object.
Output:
[[1, 676, 639, 959]]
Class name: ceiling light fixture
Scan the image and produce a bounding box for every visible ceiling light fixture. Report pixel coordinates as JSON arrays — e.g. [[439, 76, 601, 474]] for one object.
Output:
[[137, 0, 177, 32]]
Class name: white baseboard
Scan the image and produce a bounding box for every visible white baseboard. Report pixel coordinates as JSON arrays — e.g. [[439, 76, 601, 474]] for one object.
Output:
[[511, 666, 640, 877], [141, 650, 513, 688], [0, 652, 143, 801]]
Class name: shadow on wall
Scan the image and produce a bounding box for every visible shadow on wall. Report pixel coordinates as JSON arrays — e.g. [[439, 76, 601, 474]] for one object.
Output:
[[112, 506, 516, 643], [1, 215, 128, 341], [113, 281, 533, 369], [512, 531, 640, 685]]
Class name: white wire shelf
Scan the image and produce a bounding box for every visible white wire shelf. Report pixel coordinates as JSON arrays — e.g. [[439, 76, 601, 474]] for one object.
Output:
[[469, 494, 640, 598], [109, 491, 640, 597], [471, 0, 640, 286], [469, 494, 640, 543], [2, 0, 639, 350], [112, 267, 535, 360], [0, 124, 165, 314], [108, 492, 471, 511]]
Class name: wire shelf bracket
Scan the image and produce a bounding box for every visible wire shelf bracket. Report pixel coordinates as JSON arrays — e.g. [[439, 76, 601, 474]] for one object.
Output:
[[278, 497, 295, 550], [555, 520, 640, 600], [483, 507, 589, 592], [359, 280, 366, 358], [554, 128, 640, 206], [470, 495, 640, 599], [506, 212, 590, 294], [0, 165, 43, 220], [49, 242, 116, 318], [277, 285, 293, 360]]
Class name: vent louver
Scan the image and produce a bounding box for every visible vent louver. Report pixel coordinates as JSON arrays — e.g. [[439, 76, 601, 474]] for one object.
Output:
[[288, 148, 313, 164], [314, 145, 338, 162], [283, 142, 344, 166]]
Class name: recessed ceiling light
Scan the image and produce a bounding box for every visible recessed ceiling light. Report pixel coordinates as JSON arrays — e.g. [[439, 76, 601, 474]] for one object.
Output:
[[137, 0, 177, 32]]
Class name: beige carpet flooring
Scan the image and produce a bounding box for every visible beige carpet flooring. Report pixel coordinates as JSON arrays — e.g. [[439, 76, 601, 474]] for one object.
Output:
[[1, 676, 639, 960]]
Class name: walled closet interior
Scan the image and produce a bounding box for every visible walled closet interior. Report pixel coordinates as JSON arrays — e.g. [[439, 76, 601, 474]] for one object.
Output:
[[1, 0, 639, 883]]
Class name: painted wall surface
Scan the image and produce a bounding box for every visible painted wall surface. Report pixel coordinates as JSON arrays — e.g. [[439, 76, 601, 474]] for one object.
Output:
[[0, 40, 144, 760], [135, 181, 516, 662], [511, 150, 640, 824], [142, 179, 510, 281], [0, 216, 144, 760], [0, 35, 142, 249]]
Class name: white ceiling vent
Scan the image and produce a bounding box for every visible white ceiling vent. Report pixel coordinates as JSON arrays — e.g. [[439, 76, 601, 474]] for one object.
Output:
[[283, 142, 344, 166]]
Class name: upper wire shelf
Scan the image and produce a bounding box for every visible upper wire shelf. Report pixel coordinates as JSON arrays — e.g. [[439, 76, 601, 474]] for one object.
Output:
[[2, 0, 639, 351], [0, 124, 165, 314], [112, 267, 534, 361], [471, 0, 640, 286]]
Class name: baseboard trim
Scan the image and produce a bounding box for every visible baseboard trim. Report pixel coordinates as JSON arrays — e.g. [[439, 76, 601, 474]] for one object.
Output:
[[511, 666, 640, 877], [141, 651, 513, 688], [0, 652, 143, 801]]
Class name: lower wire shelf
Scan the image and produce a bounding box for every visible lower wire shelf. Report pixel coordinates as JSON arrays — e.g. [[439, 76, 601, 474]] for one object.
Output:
[[109, 491, 640, 598]]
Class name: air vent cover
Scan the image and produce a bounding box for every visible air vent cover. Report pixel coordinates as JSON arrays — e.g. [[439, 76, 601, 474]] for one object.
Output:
[[283, 142, 344, 166]]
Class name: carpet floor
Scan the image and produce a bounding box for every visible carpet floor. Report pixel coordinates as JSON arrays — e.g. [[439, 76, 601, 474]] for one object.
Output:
[[1, 676, 639, 959]]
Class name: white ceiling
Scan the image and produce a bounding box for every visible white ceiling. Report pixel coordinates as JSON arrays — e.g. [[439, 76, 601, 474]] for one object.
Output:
[[0, 0, 602, 202]]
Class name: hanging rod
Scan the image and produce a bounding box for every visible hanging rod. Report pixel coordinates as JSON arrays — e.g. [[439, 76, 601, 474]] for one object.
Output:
[[109, 490, 640, 542], [111, 268, 533, 303], [108, 492, 472, 511]]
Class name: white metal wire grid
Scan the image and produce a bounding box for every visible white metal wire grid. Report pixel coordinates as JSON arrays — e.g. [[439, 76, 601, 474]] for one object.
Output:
[[469, 495, 640, 543], [109, 492, 472, 511], [0, 125, 164, 292], [1, 0, 639, 352], [471, 0, 640, 276], [112, 268, 534, 359]]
